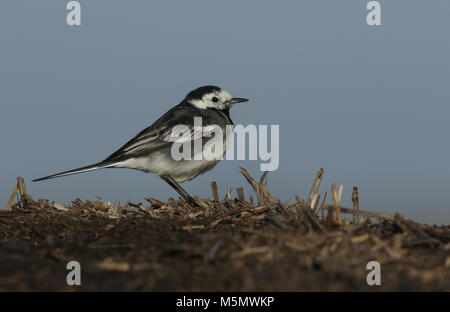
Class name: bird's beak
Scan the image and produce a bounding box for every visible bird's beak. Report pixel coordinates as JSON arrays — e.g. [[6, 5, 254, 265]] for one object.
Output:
[[227, 97, 249, 105]]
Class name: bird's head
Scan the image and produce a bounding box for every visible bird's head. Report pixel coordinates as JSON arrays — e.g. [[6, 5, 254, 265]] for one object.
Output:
[[185, 85, 248, 110]]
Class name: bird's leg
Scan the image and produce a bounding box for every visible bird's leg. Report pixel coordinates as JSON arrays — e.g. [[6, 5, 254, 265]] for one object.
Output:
[[161, 175, 196, 207]]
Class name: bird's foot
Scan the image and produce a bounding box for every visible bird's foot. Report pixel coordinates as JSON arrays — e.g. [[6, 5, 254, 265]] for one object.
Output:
[[183, 195, 197, 208]]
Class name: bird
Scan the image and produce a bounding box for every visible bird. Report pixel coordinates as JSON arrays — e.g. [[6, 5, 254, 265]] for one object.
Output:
[[33, 85, 249, 206]]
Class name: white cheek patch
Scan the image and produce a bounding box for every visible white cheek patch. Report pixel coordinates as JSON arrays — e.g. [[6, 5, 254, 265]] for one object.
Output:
[[189, 98, 209, 109], [189, 90, 233, 110], [217, 90, 232, 104]]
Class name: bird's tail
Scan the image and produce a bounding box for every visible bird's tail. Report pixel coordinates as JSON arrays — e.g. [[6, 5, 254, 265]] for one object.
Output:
[[32, 161, 117, 182]]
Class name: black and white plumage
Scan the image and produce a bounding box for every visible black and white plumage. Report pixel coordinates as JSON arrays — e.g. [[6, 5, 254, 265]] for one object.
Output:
[[33, 85, 248, 205]]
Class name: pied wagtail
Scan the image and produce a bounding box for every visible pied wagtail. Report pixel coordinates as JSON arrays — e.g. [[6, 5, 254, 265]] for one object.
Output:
[[33, 86, 249, 206]]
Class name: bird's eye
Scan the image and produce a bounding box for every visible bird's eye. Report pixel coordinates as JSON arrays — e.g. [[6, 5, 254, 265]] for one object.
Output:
[[212, 97, 219, 103]]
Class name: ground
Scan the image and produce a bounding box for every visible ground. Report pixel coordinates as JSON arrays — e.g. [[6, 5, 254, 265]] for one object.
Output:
[[1, 170, 449, 291]]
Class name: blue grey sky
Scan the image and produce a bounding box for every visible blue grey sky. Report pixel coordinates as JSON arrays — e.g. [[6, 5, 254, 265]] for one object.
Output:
[[1, 1, 449, 224]]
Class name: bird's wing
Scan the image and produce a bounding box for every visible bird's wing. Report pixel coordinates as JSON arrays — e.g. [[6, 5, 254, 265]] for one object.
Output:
[[104, 125, 172, 161], [104, 103, 214, 162]]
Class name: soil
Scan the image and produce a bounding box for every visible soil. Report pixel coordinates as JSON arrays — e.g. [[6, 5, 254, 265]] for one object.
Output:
[[1, 172, 449, 291]]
